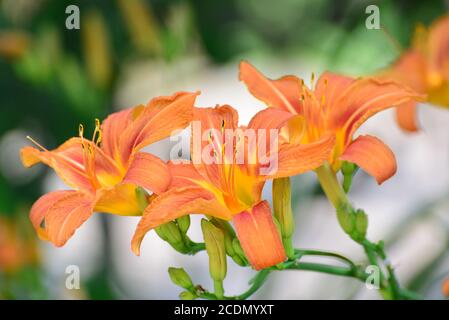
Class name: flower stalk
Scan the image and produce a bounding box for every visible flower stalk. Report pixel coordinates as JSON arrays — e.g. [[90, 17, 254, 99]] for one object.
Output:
[[315, 162, 411, 299]]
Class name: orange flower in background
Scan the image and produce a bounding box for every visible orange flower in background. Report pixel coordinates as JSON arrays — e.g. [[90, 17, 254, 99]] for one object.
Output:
[[20, 92, 198, 247], [443, 276, 449, 297], [240, 61, 424, 184], [382, 14, 449, 132], [132, 105, 334, 270], [0, 216, 38, 273]]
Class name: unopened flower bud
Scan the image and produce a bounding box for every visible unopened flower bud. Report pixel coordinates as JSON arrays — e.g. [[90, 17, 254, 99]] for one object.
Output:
[[273, 177, 296, 259], [177, 215, 190, 234], [210, 218, 247, 265], [273, 177, 295, 239], [341, 161, 358, 193], [168, 267, 194, 290], [232, 238, 248, 264], [155, 221, 188, 253], [135, 187, 149, 212], [336, 203, 355, 234], [179, 291, 197, 300], [354, 209, 368, 239], [201, 219, 227, 282]]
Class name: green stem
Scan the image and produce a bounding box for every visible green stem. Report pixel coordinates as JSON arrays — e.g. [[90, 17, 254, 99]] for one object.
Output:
[[237, 269, 271, 300], [186, 240, 206, 255], [295, 248, 356, 268], [315, 163, 414, 300], [214, 280, 224, 299], [195, 248, 422, 300], [283, 262, 367, 281]]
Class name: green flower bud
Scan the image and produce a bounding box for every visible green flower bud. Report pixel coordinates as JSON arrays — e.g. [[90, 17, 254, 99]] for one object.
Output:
[[336, 203, 355, 235], [231, 238, 248, 265], [273, 177, 295, 239], [201, 219, 227, 282], [168, 267, 194, 290], [155, 222, 188, 253], [177, 215, 191, 234], [341, 161, 359, 193], [354, 209, 368, 240], [135, 187, 149, 212], [179, 291, 197, 300], [210, 219, 236, 255]]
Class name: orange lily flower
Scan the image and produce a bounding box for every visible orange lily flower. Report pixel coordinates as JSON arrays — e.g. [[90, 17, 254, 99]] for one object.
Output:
[[382, 14, 449, 132], [20, 92, 198, 247], [240, 61, 424, 184], [0, 216, 39, 273], [131, 105, 335, 270]]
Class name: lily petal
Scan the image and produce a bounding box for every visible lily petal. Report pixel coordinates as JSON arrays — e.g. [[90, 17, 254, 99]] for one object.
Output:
[[101, 107, 134, 161], [21, 138, 93, 192], [119, 91, 198, 165], [232, 201, 286, 270], [131, 186, 233, 255], [239, 61, 303, 114], [330, 77, 425, 144], [123, 152, 170, 194], [191, 105, 239, 186], [247, 108, 304, 163], [340, 135, 397, 184], [94, 183, 141, 216], [261, 134, 335, 179], [29, 190, 76, 241], [396, 100, 419, 132], [428, 13, 449, 78], [45, 192, 94, 247], [21, 138, 122, 191], [314, 72, 354, 113]]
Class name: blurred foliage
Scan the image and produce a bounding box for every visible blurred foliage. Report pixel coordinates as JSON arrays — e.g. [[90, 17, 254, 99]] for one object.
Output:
[[0, 0, 447, 299]]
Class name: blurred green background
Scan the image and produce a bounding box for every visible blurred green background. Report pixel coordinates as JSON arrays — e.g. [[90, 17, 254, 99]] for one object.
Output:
[[0, 0, 448, 299]]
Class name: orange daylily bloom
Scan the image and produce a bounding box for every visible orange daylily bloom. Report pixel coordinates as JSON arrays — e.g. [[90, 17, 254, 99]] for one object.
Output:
[[443, 276, 449, 297], [240, 61, 424, 184], [382, 14, 449, 132], [0, 216, 39, 273], [20, 91, 198, 247], [132, 105, 335, 270]]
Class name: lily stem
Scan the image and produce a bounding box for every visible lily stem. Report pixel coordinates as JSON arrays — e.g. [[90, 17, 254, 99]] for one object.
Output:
[[315, 163, 411, 300]]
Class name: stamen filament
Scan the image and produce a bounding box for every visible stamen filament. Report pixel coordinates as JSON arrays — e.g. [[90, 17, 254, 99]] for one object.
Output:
[[26, 136, 48, 151]]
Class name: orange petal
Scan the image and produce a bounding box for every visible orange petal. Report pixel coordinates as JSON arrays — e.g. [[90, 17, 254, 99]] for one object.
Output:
[[123, 152, 170, 194], [29, 190, 76, 241], [21, 138, 93, 192], [21, 138, 122, 191], [168, 161, 210, 188], [261, 134, 335, 179], [396, 101, 419, 132], [387, 50, 427, 93], [119, 91, 198, 165], [247, 108, 304, 163], [428, 13, 449, 79], [314, 72, 354, 113], [239, 61, 304, 114], [330, 77, 425, 144], [45, 192, 94, 247], [232, 201, 286, 270], [340, 135, 397, 184], [101, 107, 135, 161], [247, 108, 296, 132], [131, 187, 233, 255], [94, 183, 141, 216], [442, 276, 449, 297], [191, 105, 239, 187]]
